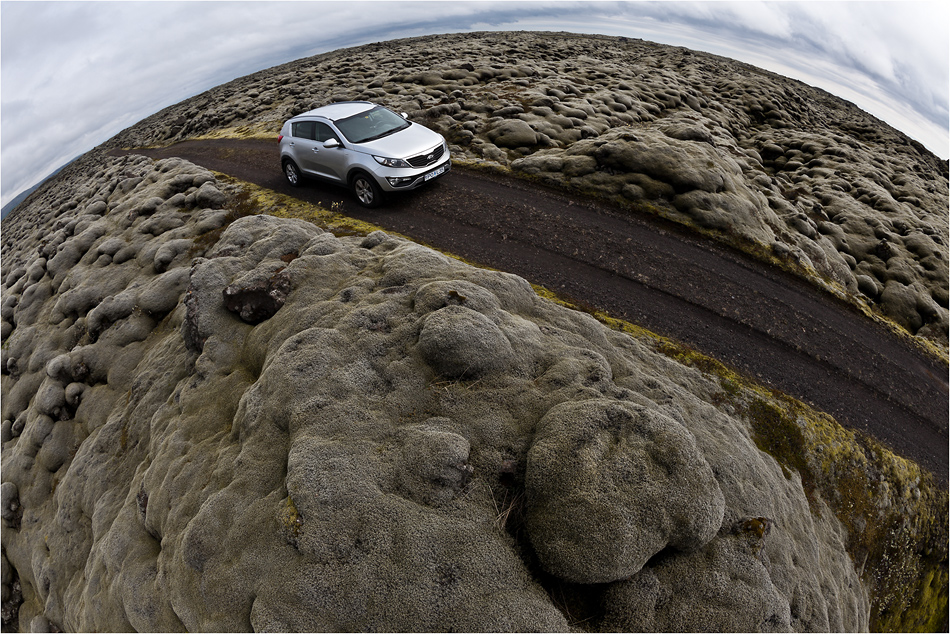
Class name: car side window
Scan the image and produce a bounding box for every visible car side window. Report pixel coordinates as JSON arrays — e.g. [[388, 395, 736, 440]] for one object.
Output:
[[291, 121, 316, 140], [315, 122, 337, 143]]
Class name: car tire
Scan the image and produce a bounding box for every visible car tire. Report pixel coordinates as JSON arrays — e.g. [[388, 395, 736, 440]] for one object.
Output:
[[283, 159, 302, 187], [351, 173, 383, 208]]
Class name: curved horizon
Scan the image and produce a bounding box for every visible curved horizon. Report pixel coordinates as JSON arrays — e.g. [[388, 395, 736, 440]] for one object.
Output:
[[2, 1, 947, 211]]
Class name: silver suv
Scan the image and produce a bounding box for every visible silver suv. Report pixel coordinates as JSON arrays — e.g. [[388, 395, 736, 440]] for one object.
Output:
[[278, 101, 451, 207]]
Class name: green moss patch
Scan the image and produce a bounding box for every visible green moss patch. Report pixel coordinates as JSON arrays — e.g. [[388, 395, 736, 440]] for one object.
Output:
[[649, 342, 947, 633]]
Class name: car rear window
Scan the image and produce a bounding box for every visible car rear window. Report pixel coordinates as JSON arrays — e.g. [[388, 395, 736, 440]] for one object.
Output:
[[292, 121, 315, 140]]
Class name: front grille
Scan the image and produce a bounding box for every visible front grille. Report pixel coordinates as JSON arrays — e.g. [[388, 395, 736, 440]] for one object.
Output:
[[407, 144, 444, 168]]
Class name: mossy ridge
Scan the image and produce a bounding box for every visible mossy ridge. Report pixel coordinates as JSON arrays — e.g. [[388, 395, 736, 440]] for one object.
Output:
[[457, 134, 947, 363], [509, 157, 947, 364], [645, 339, 947, 633], [205, 175, 946, 632], [527, 285, 947, 632], [191, 122, 277, 142]]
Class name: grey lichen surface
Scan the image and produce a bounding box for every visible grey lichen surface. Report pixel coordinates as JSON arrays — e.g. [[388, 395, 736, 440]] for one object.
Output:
[[1, 156, 868, 631]]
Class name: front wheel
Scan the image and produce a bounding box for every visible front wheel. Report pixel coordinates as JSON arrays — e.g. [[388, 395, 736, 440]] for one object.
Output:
[[351, 173, 383, 208], [283, 159, 302, 187]]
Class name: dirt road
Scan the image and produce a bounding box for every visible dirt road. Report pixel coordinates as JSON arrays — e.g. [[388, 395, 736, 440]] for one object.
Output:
[[112, 139, 949, 482]]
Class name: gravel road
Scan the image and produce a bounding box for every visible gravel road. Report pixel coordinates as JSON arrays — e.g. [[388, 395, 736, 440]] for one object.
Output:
[[112, 138, 949, 482]]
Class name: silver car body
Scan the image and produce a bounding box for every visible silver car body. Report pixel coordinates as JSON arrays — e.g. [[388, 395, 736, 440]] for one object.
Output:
[[278, 101, 451, 202]]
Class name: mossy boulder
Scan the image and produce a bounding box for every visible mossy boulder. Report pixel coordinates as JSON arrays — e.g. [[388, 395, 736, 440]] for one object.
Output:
[[525, 399, 725, 583]]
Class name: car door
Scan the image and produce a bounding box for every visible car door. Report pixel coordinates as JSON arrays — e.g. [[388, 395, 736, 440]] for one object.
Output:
[[310, 122, 350, 183], [291, 120, 328, 178]]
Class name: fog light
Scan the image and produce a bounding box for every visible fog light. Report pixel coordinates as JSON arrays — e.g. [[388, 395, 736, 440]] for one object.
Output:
[[387, 176, 414, 187]]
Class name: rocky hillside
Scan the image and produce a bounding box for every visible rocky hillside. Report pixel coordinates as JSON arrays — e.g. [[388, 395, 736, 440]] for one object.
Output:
[[2, 32, 947, 632], [105, 31, 949, 349]]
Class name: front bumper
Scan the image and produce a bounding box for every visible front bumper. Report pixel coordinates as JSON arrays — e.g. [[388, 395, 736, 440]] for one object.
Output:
[[377, 157, 452, 192]]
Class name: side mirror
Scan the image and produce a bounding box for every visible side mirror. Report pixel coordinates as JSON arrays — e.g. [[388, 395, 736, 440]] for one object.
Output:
[[324, 138, 340, 148], [401, 112, 409, 119]]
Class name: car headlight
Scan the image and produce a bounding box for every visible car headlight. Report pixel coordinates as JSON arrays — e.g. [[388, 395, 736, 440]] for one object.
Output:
[[373, 156, 412, 168]]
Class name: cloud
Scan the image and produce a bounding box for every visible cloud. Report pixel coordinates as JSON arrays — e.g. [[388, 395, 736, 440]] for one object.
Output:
[[2, 1, 947, 210], [532, 2, 948, 154]]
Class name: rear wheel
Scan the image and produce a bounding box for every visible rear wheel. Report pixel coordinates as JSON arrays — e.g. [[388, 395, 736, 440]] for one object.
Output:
[[351, 173, 383, 208], [283, 159, 302, 187]]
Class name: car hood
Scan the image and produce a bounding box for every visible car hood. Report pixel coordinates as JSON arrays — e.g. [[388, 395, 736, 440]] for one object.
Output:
[[354, 123, 444, 159]]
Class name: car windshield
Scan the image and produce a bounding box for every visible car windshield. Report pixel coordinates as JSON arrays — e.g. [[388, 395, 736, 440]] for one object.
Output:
[[335, 106, 410, 144]]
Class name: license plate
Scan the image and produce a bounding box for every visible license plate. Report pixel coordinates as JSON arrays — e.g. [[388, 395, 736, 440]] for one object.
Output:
[[424, 163, 448, 181]]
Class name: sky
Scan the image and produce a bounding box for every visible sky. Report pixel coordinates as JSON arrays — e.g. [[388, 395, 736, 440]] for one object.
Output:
[[1, 1, 948, 212]]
